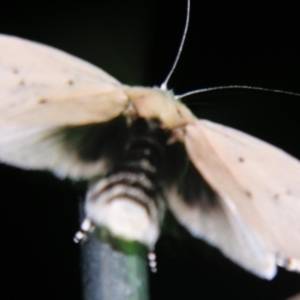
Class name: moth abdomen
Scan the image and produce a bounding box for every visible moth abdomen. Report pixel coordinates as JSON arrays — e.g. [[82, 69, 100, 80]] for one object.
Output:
[[84, 118, 171, 248]]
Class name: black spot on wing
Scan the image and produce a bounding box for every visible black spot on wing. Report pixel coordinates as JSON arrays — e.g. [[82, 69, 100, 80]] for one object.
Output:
[[162, 142, 219, 210], [182, 160, 219, 210], [245, 190, 252, 199], [59, 116, 128, 164], [38, 98, 47, 104]]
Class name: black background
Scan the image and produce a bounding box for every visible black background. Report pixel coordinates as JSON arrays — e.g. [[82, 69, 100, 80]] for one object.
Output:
[[1, 0, 300, 299]]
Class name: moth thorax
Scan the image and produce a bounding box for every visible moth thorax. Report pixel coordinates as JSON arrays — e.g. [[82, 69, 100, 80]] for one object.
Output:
[[85, 118, 169, 248]]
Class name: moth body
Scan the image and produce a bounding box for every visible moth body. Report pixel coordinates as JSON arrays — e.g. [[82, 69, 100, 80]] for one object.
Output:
[[84, 117, 171, 248]]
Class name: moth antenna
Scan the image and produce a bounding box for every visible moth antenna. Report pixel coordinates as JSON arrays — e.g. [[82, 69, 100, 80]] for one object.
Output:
[[160, 0, 190, 91], [176, 85, 300, 99]]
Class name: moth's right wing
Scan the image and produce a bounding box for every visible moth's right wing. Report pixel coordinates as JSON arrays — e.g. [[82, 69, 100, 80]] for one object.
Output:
[[166, 162, 275, 279], [168, 119, 300, 279], [0, 34, 129, 179]]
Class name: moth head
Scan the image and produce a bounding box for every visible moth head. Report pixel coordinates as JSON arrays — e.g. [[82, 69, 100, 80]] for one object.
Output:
[[123, 86, 196, 130]]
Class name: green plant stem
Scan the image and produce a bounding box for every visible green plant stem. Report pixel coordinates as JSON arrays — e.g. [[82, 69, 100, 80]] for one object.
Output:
[[81, 230, 149, 300]]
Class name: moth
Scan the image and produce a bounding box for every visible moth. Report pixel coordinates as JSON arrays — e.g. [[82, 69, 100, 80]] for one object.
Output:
[[1, 14, 300, 281]]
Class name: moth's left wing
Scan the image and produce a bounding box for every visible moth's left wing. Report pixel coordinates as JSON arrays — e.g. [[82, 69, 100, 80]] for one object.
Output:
[[0, 34, 128, 126], [170, 119, 300, 279], [0, 34, 129, 179]]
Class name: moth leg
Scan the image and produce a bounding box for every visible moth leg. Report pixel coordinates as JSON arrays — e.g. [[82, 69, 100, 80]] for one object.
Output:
[[73, 218, 93, 243], [276, 255, 300, 272], [148, 251, 157, 273]]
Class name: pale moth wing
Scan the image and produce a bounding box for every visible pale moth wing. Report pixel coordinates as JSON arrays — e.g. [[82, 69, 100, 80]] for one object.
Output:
[[175, 119, 300, 278], [1, 34, 300, 280], [0, 34, 128, 178], [167, 182, 276, 279]]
